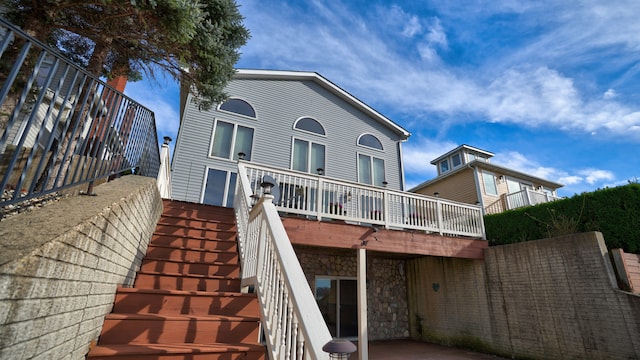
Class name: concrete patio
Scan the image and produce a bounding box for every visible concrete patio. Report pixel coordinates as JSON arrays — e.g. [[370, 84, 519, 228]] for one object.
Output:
[[356, 340, 509, 359]]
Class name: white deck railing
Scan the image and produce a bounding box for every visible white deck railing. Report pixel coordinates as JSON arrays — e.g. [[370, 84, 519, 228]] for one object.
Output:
[[234, 162, 333, 360], [505, 188, 561, 211], [239, 162, 485, 239]]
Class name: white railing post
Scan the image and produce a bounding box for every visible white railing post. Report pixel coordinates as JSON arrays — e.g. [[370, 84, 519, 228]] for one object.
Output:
[[383, 189, 390, 229], [436, 199, 443, 235], [316, 176, 324, 221], [156, 137, 172, 198]]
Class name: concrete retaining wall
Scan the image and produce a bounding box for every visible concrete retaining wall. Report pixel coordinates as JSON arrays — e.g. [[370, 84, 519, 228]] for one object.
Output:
[[407, 232, 640, 359], [0, 176, 163, 359]]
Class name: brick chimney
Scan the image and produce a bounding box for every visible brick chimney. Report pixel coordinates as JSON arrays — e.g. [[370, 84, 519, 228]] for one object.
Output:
[[107, 76, 127, 93]]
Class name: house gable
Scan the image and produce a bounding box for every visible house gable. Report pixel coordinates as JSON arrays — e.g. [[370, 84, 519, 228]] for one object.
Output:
[[171, 70, 410, 205]]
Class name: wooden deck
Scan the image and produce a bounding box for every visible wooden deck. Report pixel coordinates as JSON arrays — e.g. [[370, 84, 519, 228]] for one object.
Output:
[[281, 217, 487, 259]]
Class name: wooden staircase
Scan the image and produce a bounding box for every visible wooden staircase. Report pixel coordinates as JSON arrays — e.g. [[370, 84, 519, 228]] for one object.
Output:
[[87, 200, 265, 359]]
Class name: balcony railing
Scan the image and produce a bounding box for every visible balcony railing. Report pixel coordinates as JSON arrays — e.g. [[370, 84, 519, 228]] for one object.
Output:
[[0, 18, 160, 209], [239, 162, 485, 239], [505, 188, 561, 211]]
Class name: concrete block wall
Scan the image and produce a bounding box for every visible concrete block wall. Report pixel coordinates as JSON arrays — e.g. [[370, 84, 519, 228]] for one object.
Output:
[[406, 232, 640, 359], [0, 176, 163, 359]]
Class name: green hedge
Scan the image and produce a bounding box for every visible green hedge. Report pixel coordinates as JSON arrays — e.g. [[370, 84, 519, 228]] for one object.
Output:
[[484, 183, 640, 253]]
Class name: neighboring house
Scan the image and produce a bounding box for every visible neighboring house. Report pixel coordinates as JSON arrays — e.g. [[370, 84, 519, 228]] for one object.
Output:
[[409, 144, 563, 214], [171, 69, 411, 207]]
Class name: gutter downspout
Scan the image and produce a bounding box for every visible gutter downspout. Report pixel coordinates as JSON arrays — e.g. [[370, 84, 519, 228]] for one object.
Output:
[[398, 140, 407, 191], [470, 163, 485, 215]]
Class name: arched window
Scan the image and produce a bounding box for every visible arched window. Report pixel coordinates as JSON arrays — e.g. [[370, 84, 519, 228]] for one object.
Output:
[[358, 134, 383, 150], [219, 98, 256, 118], [294, 117, 325, 135]]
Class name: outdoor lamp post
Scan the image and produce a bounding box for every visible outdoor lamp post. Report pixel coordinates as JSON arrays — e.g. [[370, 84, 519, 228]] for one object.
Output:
[[322, 339, 357, 360], [317, 168, 324, 176], [238, 152, 246, 160], [260, 178, 275, 195], [163, 136, 172, 145]]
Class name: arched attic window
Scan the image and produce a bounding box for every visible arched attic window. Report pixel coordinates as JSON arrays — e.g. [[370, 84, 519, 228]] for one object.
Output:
[[219, 98, 256, 118], [358, 134, 383, 150], [294, 117, 325, 136]]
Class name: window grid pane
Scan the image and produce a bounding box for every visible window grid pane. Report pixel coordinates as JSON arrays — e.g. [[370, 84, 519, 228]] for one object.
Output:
[[233, 125, 254, 160], [293, 139, 309, 172], [295, 117, 325, 135], [482, 171, 498, 195], [358, 154, 372, 184], [372, 157, 385, 186], [211, 121, 233, 158], [311, 143, 325, 174]]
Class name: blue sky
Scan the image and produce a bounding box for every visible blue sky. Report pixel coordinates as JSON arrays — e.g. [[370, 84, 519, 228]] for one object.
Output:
[[125, 0, 640, 197]]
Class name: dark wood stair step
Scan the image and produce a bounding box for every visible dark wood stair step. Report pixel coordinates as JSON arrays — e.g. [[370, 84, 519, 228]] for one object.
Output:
[[161, 201, 235, 219], [134, 271, 241, 292], [140, 258, 240, 277], [145, 244, 238, 263], [153, 224, 236, 239], [112, 288, 259, 317], [150, 235, 237, 250], [157, 216, 236, 231], [98, 313, 261, 345], [87, 342, 265, 359]]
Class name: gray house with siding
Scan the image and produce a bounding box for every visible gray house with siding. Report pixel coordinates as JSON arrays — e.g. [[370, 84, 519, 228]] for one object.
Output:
[[171, 69, 411, 207]]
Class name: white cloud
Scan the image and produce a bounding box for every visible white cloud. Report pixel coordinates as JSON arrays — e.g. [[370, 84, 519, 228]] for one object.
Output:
[[402, 138, 458, 187], [579, 169, 615, 184], [603, 89, 617, 99], [402, 16, 422, 37], [492, 151, 617, 193], [426, 18, 447, 48]]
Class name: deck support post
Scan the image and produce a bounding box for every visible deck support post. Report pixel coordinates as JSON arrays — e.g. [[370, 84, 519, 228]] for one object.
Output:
[[358, 247, 368, 360]]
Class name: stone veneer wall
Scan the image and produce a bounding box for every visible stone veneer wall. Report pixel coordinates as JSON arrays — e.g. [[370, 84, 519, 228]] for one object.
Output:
[[295, 247, 409, 340], [0, 176, 163, 359], [407, 232, 640, 359]]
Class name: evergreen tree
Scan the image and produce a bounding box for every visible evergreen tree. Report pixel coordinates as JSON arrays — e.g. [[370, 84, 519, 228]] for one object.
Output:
[[4, 0, 250, 109]]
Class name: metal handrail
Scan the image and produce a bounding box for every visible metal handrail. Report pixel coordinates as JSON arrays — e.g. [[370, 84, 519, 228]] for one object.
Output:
[[239, 161, 485, 239], [234, 162, 333, 360], [0, 18, 160, 209]]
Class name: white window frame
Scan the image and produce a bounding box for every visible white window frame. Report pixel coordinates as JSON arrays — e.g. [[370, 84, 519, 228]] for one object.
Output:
[[356, 133, 384, 151], [357, 152, 386, 186], [482, 170, 499, 196], [293, 116, 326, 137], [314, 275, 358, 340], [200, 166, 237, 207], [208, 119, 255, 161], [290, 136, 326, 173], [217, 97, 258, 120]]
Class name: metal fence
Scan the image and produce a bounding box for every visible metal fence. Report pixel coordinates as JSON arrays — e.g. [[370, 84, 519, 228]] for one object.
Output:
[[0, 18, 160, 209]]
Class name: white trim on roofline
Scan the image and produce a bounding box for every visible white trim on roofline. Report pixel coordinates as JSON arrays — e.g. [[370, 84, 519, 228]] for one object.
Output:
[[234, 69, 411, 140]]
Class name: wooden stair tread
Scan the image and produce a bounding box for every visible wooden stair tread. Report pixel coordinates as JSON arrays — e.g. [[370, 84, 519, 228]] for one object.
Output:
[[88, 342, 265, 356], [158, 215, 236, 225], [152, 232, 237, 240], [136, 270, 240, 280], [146, 243, 238, 254], [115, 287, 254, 298], [142, 257, 236, 266], [105, 313, 260, 322]]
